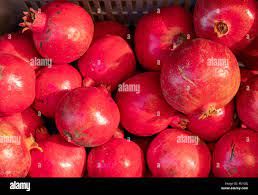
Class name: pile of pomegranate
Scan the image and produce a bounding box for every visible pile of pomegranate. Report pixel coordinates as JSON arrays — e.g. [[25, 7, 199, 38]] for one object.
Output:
[[0, 0, 257, 178]]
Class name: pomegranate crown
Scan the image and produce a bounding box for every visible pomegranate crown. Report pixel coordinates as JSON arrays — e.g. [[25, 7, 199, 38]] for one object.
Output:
[[19, 8, 47, 33]]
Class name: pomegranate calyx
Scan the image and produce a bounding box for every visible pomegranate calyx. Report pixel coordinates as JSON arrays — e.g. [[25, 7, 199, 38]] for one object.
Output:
[[99, 84, 112, 94], [170, 33, 188, 51], [199, 105, 218, 120], [25, 134, 43, 152], [169, 114, 189, 129], [83, 77, 96, 88], [214, 21, 229, 38], [19, 8, 47, 33]]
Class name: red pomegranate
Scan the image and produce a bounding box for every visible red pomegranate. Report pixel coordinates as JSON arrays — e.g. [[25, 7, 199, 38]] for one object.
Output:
[[55, 87, 120, 147], [238, 36, 258, 70], [78, 35, 136, 91], [188, 101, 235, 142], [29, 135, 86, 177], [87, 138, 144, 177], [147, 129, 211, 177], [236, 76, 258, 132], [0, 121, 40, 177], [20, 2, 94, 64], [0, 54, 35, 116], [212, 128, 258, 177], [93, 21, 129, 42], [194, 0, 256, 51], [0, 107, 44, 137], [240, 68, 258, 83], [116, 72, 187, 136], [0, 31, 40, 70], [34, 64, 82, 118], [160, 39, 240, 115], [234, 2, 258, 53], [134, 6, 194, 71]]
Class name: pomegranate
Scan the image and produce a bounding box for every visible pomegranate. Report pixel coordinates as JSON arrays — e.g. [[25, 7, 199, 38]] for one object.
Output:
[[194, 0, 256, 51], [20, 2, 94, 64], [134, 6, 194, 71], [160, 39, 240, 115], [29, 135, 86, 177], [147, 129, 211, 177], [188, 101, 235, 142], [234, 2, 258, 53], [212, 128, 258, 177], [0, 121, 40, 177], [93, 21, 129, 42], [55, 87, 120, 147], [34, 64, 82, 118], [238, 36, 258, 70], [78, 35, 136, 91], [116, 72, 187, 136], [0, 31, 40, 70], [236, 76, 258, 131], [0, 107, 44, 137], [240, 68, 258, 83], [87, 138, 144, 177], [0, 54, 35, 116]]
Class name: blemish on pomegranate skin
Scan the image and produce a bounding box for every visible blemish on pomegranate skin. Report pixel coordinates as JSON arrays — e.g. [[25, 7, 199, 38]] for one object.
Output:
[[0, 66, 3, 80], [229, 142, 235, 161], [63, 130, 72, 143]]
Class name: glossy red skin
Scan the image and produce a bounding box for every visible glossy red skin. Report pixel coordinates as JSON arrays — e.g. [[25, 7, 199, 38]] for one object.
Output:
[[116, 72, 180, 136], [0, 54, 35, 116], [188, 101, 234, 142], [134, 6, 194, 71], [161, 39, 240, 115], [78, 35, 136, 91], [234, 2, 258, 54], [236, 76, 258, 131], [0, 32, 40, 70], [238, 36, 258, 70], [55, 87, 120, 147], [31, 2, 94, 64], [0, 122, 31, 177], [240, 68, 258, 83], [87, 138, 144, 177], [212, 128, 258, 177], [147, 129, 211, 177], [34, 64, 82, 118], [93, 21, 129, 42], [194, 0, 256, 51], [0, 108, 44, 137], [29, 135, 86, 177]]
